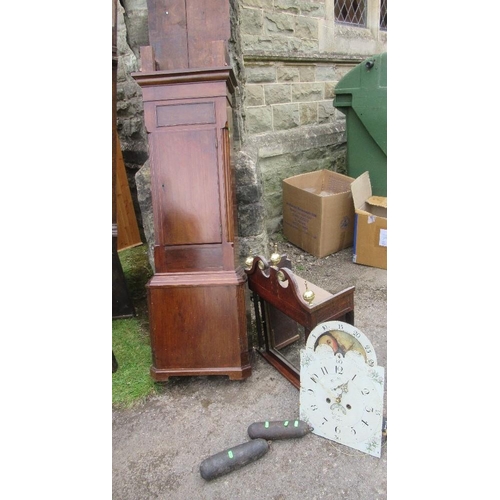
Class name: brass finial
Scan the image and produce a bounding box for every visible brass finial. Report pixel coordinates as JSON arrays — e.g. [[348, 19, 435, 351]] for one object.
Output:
[[245, 256, 254, 269], [303, 281, 315, 306], [270, 243, 281, 266]]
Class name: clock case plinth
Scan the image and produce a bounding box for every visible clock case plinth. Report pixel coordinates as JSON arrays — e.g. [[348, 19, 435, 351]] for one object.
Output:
[[133, 67, 251, 382]]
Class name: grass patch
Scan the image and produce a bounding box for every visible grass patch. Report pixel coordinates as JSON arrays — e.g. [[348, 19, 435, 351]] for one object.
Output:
[[112, 244, 157, 408], [112, 317, 156, 407]]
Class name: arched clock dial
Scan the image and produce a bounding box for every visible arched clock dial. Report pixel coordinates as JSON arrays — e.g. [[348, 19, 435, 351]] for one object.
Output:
[[305, 320, 378, 367], [300, 322, 385, 458]]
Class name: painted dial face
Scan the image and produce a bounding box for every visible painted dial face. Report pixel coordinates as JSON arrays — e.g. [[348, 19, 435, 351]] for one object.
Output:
[[300, 336, 385, 458], [305, 321, 378, 367]]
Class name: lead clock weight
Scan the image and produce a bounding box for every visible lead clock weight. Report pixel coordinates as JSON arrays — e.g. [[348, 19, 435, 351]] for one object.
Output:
[[199, 438, 269, 481], [247, 419, 313, 440]]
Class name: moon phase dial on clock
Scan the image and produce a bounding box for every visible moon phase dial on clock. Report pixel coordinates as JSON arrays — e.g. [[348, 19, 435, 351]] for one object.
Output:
[[304, 320, 378, 367]]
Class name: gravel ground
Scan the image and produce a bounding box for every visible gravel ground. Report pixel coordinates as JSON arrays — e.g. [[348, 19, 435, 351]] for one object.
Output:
[[112, 243, 387, 499]]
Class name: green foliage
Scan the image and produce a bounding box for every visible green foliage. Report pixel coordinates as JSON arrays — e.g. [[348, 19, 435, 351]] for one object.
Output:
[[112, 244, 157, 408]]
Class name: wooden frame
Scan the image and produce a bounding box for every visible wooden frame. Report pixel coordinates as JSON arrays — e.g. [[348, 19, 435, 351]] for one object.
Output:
[[245, 255, 355, 389]]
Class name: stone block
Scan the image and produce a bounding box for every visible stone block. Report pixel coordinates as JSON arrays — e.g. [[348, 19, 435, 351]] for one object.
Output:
[[324, 82, 337, 99], [273, 103, 300, 130], [237, 183, 262, 204], [246, 106, 274, 134], [298, 65, 316, 82], [318, 100, 335, 123], [260, 154, 296, 176], [235, 156, 256, 184], [335, 108, 347, 121], [277, 66, 300, 82], [258, 144, 285, 158], [261, 162, 288, 190], [246, 85, 265, 106], [245, 64, 277, 83], [299, 102, 318, 125], [294, 17, 318, 40], [245, 34, 299, 52], [288, 37, 318, 53], [264, 191, 284, 219], [299, 1, 325, 17], [274, 0, 300, 14], [316, 65, 337, 81], [238, 202, 266, 237], [292, 83, 324, 102], [265, 13, 295, 33], [264, 84, 292, 104], [241, 7, 264, 35]]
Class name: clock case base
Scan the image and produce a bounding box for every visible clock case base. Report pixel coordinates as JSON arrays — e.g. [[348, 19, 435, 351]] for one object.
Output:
[[151, 366, 252, 381], [147, 270, 252, 382]]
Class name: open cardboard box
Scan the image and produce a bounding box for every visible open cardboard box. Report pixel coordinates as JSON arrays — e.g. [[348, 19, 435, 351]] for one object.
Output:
[[351, 171, 387, 269], [282, 170, 355, 258]]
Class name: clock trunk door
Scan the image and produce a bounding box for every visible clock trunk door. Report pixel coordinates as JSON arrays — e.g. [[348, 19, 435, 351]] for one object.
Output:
[[150, 126, 222, 246]]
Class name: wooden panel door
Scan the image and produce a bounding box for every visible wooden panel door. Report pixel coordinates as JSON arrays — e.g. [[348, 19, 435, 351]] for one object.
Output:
[[150, 126, 222, 246]]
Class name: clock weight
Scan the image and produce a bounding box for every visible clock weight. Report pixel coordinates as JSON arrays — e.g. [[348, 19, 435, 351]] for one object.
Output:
[[200, 417, 315, 480], [247, 419, 312, 440], [200, 439, 270, 481]]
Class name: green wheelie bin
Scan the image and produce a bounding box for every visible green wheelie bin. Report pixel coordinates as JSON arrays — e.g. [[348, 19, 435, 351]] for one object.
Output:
[[333, 52, 387, 196]]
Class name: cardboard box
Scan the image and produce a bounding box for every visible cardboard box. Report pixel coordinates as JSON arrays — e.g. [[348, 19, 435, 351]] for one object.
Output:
[[351, 171, 387, 269], [282, 170, 355, 258]]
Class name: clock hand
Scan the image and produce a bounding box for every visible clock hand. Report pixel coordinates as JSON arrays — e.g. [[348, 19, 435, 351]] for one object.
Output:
[[333, 381, 349, 394], [311, 375, 343, 404], [325, 381, 348, 406], [310, 375, 348, 415]]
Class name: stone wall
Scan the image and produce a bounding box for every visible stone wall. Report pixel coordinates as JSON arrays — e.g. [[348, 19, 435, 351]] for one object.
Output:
[[115, 0, 387, 268], [231, 0, 386, 259]]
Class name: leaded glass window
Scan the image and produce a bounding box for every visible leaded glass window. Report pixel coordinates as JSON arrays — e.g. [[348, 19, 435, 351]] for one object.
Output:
[[380, 0, 387, 30], [334, 0, 367, 27]]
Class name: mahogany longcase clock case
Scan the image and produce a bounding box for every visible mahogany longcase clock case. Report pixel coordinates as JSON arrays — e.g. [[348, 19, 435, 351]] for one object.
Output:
[[132, 0, 251, 381]]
